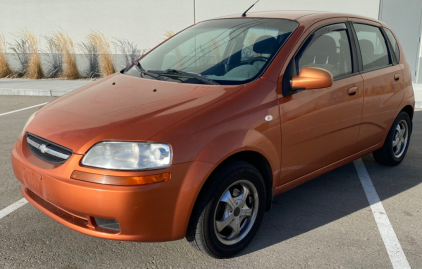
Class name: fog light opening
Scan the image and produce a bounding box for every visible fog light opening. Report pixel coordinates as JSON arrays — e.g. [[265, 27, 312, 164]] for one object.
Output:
[[94, 217, 120, 232]]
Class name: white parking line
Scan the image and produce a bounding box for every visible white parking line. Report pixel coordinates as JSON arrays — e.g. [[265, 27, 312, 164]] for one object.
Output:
[[0, 103, 47, 117], [354, 158, 411, 269], [0, 198, 28, 220]]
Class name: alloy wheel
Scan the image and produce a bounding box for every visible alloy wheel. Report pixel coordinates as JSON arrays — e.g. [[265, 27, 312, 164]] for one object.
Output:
[[392, 119, 408, 158], [213, 180, 259, 245]]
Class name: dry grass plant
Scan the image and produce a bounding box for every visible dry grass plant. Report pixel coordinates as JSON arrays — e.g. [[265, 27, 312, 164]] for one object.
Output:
[[88, 31, 115, 77], [23, 30, 44, 79], [0, 34, 12, 78], [53, 30, 80, 79]]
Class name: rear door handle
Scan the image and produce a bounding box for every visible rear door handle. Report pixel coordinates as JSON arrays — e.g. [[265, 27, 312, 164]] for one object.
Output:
[[347, 86, 358, 96], [394, 74, 401, 81]]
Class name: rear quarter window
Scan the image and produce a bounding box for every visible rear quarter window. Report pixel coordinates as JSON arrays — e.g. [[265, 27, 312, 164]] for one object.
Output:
[[384, 28, 400, 62]]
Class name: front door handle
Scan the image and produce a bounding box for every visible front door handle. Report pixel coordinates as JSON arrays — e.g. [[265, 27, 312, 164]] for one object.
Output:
[[394, 74, 401, 81], [347, 86, 358, 96]]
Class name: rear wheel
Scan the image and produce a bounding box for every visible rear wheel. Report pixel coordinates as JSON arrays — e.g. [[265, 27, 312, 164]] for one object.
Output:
[[373, 111, 411, 166], [186, 161, 266, 258]]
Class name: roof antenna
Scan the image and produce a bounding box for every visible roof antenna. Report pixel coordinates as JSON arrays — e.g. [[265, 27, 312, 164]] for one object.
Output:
[[242, 0, 260, 17]]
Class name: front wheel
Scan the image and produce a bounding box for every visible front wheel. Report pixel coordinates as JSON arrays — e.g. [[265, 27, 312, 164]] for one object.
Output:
[[373, 111, 412, 166], [186, 161, 266, 258]]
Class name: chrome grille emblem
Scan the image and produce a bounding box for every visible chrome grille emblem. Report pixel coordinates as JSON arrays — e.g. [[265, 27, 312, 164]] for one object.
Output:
[[39, 144, 48, 154]]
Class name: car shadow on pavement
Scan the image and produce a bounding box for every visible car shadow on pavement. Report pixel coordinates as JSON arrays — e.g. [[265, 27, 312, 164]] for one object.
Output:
[[239, 110, 422, 257]]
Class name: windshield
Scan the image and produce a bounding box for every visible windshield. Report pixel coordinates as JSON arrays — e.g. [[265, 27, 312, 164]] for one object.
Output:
[[124, 18, 298, 85]]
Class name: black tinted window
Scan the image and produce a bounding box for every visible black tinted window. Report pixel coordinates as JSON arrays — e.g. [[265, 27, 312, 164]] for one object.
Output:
[[296, 23, 353, 79], [354, 23, 391, 71], [384, 28, 400, 62]]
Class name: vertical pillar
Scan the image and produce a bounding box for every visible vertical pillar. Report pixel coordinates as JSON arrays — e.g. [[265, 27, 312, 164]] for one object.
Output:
[[194, 0, 197, 24]]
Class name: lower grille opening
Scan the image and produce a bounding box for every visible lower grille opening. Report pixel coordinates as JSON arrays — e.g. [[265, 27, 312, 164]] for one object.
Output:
[[26, 188, 88, 228], [25, 188, 120, 234]]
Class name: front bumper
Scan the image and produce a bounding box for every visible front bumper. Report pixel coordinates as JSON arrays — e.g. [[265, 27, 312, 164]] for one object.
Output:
[[11, 137, 213, 242]]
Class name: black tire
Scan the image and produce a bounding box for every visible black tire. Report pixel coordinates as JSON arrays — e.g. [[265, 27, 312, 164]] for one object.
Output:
[[186, 161, 266, 258], [373, 111, 412, 166]]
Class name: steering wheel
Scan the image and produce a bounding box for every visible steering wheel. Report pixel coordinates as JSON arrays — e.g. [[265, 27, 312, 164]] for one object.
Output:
[[249, 56, 269, 65]]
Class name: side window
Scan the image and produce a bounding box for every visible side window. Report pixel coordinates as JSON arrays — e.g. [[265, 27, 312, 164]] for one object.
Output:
[[353, 23, 391, 71], [296, 23, 353, 79], [384, 28, 400, 62]]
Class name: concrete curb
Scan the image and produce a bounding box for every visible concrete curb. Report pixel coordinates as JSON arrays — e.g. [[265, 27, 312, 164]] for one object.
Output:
[[0, 78, 92, 97], [0, 88, 73, 97]]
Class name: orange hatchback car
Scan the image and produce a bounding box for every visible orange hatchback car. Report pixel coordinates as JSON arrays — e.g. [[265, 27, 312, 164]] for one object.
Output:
[[12, 11, 414, 258]]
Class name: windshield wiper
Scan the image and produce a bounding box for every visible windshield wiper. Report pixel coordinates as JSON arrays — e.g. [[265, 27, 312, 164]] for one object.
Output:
[[134, 62, 166, 81], [149, 69, 219, 85]]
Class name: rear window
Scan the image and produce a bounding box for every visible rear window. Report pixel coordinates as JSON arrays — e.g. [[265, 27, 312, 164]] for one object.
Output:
[[384, 28, 400, 62]]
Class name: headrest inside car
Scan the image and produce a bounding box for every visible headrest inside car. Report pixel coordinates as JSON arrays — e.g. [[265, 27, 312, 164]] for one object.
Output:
[[253, 35, 279, 54], [304, 35, 338, 64], [307, 35, 337, 56], [358, 39, 375, 56]]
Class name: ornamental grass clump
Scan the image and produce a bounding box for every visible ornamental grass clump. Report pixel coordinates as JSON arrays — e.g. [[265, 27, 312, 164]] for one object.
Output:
[[8, 34, 30, 76], [23, 30, 44, 79], [43, 36, 63, 78], [0, 34, 12, 78], [112, 38, 146, 68], [53, 30, 80, 79], [78, 41, 100, 78], [88, 31, 115, 77]]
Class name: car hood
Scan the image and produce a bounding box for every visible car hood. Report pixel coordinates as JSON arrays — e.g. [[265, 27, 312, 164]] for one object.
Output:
[[26, 73, 243, 154]]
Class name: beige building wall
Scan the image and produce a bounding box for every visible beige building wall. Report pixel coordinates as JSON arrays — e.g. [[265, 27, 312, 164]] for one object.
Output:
[[0, 0, 381, 53]]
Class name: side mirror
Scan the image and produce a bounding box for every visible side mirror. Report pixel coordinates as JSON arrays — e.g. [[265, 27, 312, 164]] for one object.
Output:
[[291, 67, 333, 90]]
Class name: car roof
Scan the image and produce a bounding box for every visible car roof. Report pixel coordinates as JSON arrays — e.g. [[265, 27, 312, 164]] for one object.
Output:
[[216, 10, 382, 25]]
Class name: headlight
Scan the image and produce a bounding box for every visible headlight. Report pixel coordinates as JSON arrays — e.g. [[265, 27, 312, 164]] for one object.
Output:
[[21, 112, 36, 136], [81, 142, 171, 170]]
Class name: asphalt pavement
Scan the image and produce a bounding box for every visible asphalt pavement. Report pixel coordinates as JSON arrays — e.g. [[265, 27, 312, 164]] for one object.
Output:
[[0, 96, 421, 268]]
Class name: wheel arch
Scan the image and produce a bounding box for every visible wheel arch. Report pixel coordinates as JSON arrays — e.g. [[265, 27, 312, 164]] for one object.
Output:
[[401, 105, 414, 121], [191, 150, 274, 223], [214, 151, 273, 211], [383, 98, 415, 146], [174, 149, 275, 239]]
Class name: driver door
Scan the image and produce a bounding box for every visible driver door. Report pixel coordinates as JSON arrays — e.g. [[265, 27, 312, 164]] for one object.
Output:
[[278, 22, 364, 186]]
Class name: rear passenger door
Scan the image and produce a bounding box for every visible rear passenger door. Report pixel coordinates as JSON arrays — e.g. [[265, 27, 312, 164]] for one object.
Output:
[[278, 22, 364, 185], [350, 21, 405, 151]]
